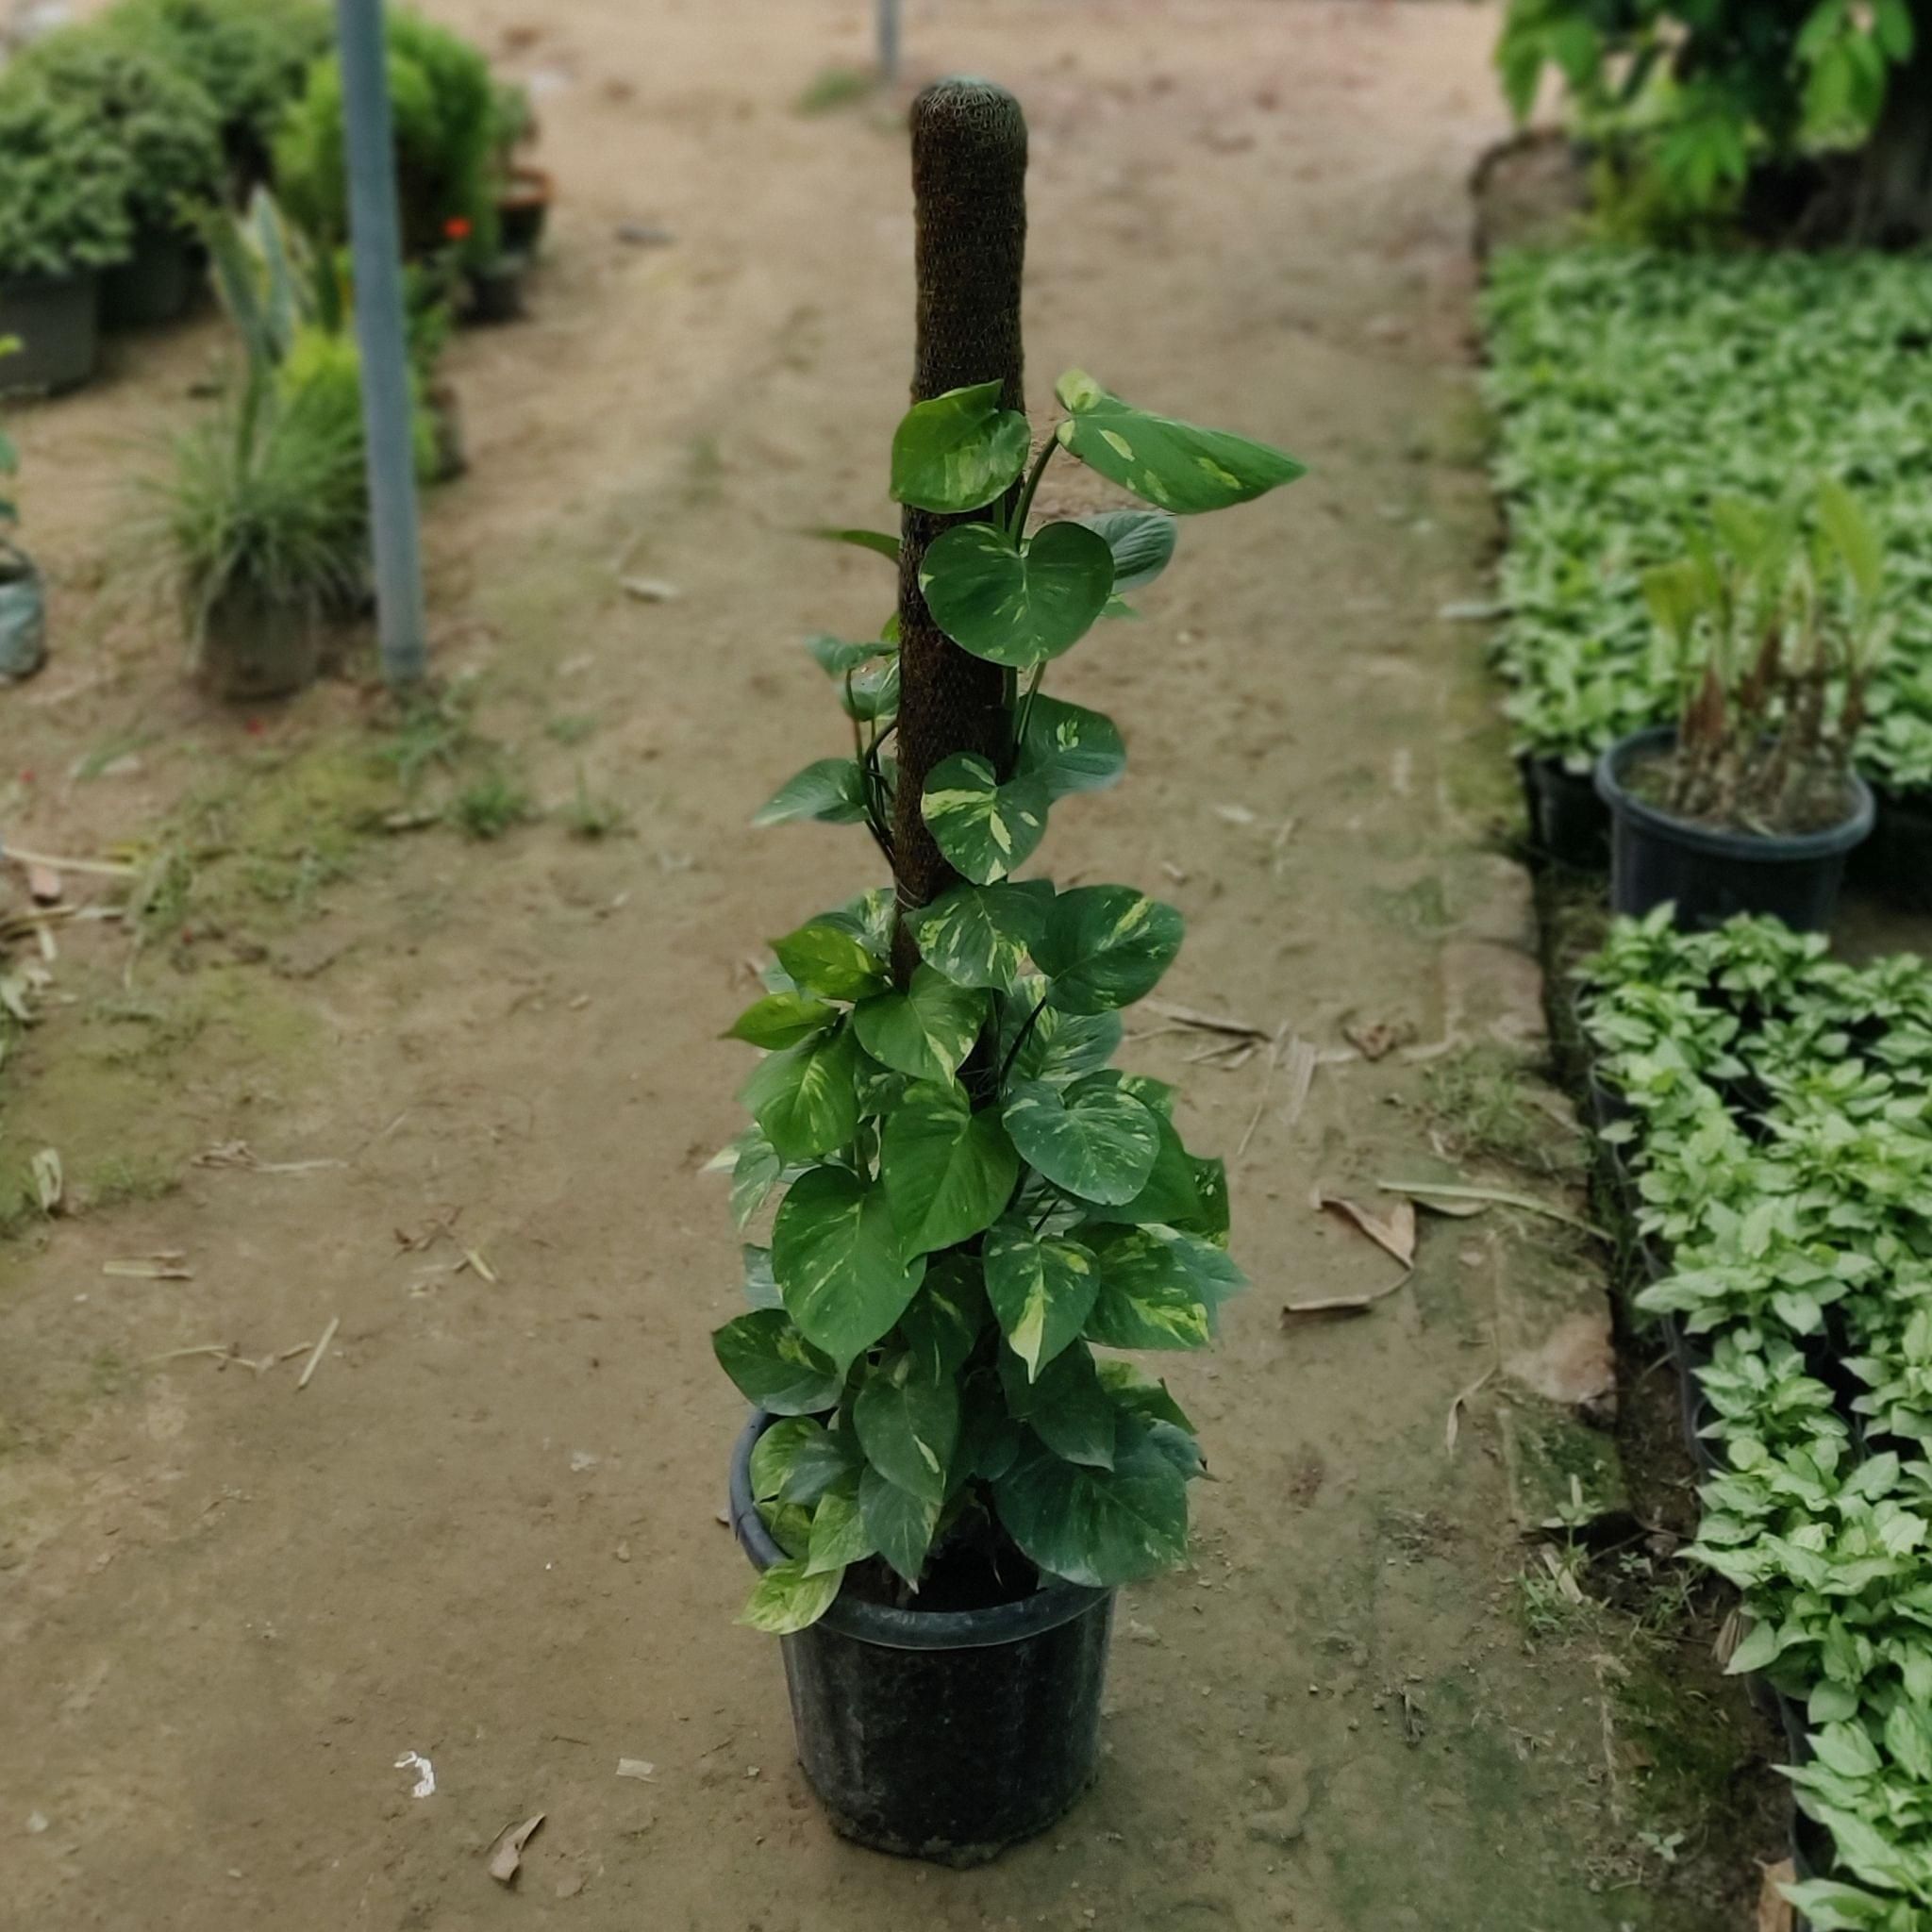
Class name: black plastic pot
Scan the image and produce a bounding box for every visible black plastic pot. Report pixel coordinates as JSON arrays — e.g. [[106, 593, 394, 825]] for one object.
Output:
[[0, 270, 100, 393], [464, 257, 526, 325], [1597, 726, 1874, 933], [192, 585, 323, 702], [496, 164, 553, 256], [1518, 751, 1610, 869], [728, 1411, 1113, 1866], [1849, 782, 1932, 912], [101, 226, 199, 331]]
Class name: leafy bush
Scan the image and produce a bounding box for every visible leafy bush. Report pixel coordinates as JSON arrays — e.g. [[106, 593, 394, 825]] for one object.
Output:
[[714, 374, 1302, 1632], [0, 71, 134, 279], [113, 0, 333, 159], [1482, 247, 1932, 791], [1496, 0, 1919, 220], [11, 25, 225, 237], [1582, 910, 1932, 1924], [274, 9, 501, 264], [144, 380, 368, 629]]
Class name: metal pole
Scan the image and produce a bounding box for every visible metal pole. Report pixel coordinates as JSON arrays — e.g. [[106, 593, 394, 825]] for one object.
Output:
[[877, 0, 900, 83], [336, 0, 427, 685]]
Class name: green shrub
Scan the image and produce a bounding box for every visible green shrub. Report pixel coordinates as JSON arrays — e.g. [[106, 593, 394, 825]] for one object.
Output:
[[0, 72, 134, 279], [1495, 0, 1919, 222], [11, 25, 225, 238], [113, 0, 333, 162], [274, 9, 501, 264]]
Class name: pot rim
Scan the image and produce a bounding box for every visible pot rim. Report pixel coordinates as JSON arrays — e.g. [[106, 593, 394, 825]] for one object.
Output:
[[498, 162, 554, 207], [1595, 724, 1874, 861], [728, 1410, 1109, 1653]]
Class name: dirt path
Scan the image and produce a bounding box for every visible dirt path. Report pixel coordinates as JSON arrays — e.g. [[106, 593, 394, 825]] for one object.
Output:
[[1, 5, 1774, 1927]]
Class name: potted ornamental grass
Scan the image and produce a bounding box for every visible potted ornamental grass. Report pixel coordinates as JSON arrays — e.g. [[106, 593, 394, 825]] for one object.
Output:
[[0, 75, 133, 393], [0, 341, 46, 684], [1596, 481, 1883, 932], [14, 24, 225, 329], [711, 78, 1303, 1864]]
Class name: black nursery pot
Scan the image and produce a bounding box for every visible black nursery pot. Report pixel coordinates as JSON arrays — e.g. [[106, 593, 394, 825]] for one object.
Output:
[[1518, 750, 1610, 869], [728, 1412, 1113, 1866], [1849, 782, 1932, 912], [100, 226, 199, 331], [1596, 726, 1874, 933], [0, 269, 100, 393]]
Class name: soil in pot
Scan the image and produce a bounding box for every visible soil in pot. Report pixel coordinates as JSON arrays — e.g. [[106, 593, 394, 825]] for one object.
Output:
[[496, 165, 553, 256], [193, 584, 323, 702], [729, 1412, 1113, 1866], [1596, 725, 1874, 932], [0, 551, 46, 682], [101, 226, 200, 331], [0, 271, 101, 394]]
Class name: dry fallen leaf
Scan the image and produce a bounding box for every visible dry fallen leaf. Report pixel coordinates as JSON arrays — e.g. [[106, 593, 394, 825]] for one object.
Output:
[[486, 1811, 545, 1885], [615, 1757, 656, 1781], [1756, 1859, 1795, 1932], [1343, 1018, 1415, 1062], [1317, 1191, 1416, 1270]]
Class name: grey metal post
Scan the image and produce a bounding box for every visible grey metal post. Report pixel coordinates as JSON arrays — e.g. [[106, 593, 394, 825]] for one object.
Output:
[[877, 0, 900, 83], [336, 0, 427, 685]]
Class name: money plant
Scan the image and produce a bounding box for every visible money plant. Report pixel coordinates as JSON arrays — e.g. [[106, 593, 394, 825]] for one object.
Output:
[[713, 371, 1303, 1632]]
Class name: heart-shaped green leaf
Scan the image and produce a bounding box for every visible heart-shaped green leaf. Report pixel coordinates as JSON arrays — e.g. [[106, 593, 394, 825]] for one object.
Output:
[[919, 521, 1115, 669], [739, 1024, 860, 1162], [992, 1418, 1190, 1587], [1033, 885, 1184, 1014], [1076, 508, 1178, 592], [1003, 1072, 1162, 1205], [921, 753, 1050, 884], [1018, 697, 1125, 799], [754, 758, 867, 827], [772, 921, 890, 1001], [1079, 1116, 1205, 1227], [1055, 370, 1307, 513], [1083, 1224, 1218, 1351], [998, 976, 1124, 1085], [725, 991, 838, 1050], [852, 965, 988, 1083], [855, 1351, 960, 1504], [712, 1310, 843, 1415], [805, 633, 894, 676], [908, 880, 1053, 991], [881, 1080, 1020, 1258], [983, 1216, 1100, 1380], [805, 1480, 875, 1574], [739, 1558, 842, 1633], [772, 1166, 926, 1363], [860, 1463, 941, 1586], [999, 1337, 1115, 1466], [891, 380, 1030, 513], [839, 656, 900, 724], [896, 1254, 989, 1383]]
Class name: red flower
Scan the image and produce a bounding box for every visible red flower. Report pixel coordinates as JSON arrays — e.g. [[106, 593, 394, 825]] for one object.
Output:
[[444, 215, 473, 242]]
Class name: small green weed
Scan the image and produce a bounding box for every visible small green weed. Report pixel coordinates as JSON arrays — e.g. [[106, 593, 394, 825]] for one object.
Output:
[[450, 774, 535, 841]]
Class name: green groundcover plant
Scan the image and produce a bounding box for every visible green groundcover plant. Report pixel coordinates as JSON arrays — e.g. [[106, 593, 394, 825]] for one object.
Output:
[[710, 373, 1303, 1634], [1495, 0, 1925, 236], [1583, 910, 1932, 1924], [1483, 247, 1932, 792]]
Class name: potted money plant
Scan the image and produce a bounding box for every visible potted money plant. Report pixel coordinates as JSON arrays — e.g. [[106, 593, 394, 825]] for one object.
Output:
[[710, 79, 1305, 1864]]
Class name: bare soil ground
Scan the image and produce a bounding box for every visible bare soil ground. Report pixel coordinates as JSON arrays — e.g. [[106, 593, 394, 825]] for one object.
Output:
[[1, 4, 1791, 1927]]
